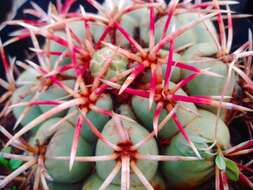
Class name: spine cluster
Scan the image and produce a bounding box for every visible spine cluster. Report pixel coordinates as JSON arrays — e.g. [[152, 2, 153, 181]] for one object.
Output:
[[0, 0, 253, 190]]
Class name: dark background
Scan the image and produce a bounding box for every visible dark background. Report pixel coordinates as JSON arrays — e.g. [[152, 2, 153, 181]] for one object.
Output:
[[0, 0, 252, 76], [0, 1, 252, 189]]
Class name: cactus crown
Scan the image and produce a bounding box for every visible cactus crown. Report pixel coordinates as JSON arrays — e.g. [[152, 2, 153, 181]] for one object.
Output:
[[0, 0, 253, 190]]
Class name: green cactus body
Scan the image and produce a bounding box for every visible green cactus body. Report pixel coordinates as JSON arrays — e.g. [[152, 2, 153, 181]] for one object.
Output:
[[129, 7, 150, 32], [30, 117, 64, 145], [82, 173, 166, 190], [162, 133, 214, 190], [117, 104, 137, 120], [160, 50, 181, 83], [49, 31, 71, 66], [182, 43, 237, 114], [137, 8, 159, 46], [89, 22, 111, 43], [13, 71, 76, 125], [140, 9, 217, 49], [38, 80, 75, 116], [68, 93, 113, 143], [132, 82, 198, 139], [90, 47, 128, 81], [183, 42, 218, 58], [182, 58, 230, 97], [68, 21, 87, 40], [187, 109, 231, 148], [95, 118, 158, 185], [45, 120, 93, 183], [16, 68, 40, 85], [49, 20, 87, 66], [154, 15, 196, 49], [91, 0, 138, 46], [161, 109, 230, 189], [175, 11, 217, 45], [139, 50, 181, 83], [145, 173, 166, 190], [115, 15, 138, 46], [94, 13, 138, 46], [1, 0, 252, 190], [82, 175, 119, 190], [139, 11, 195, 48], [11, 85, 42, 127], [47, 181, 83, 190]]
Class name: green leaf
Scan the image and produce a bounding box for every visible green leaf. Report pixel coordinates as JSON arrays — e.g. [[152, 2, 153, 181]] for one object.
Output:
[[0, 147, 12, 168], [9, 159, 23, 171], [0, 157, 9, 167], [215, 155, 226, 170], [225, 159, 240, 181], [186, 134, 213, 159], [11, 186, 17, 190]]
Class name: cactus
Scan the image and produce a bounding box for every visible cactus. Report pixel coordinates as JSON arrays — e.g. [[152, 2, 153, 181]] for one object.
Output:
[[48, 181, 83, 190], [90, 47, 129, 81], [82, 173, 166, 190], [161, 109, 230, 189], [95, 118, 159, 185], [131, 81, 198, 139], [30, 118, 93, 183], [67, 93, 113, 143], [0, 0, 253, 190]]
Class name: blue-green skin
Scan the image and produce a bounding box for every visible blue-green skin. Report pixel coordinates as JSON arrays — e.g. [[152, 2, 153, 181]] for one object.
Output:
[[131, 82, 198, 139], [92, 17, 137, 47], [186, 110, 231, 149], [90, 16, 137, 46], [96, 118, 158, 185], [17, 65, 74, 85], [49, 21, 86, 66], [14, 69, 75, 123], [93, 0, 138, 46], [38, 80, 75, 116], [12, 70, 75, 126], [82, 173, 166, 190], [161, 109, 230, 189], [153, 15, 196, 49], [89, 22, 110, 43], [160, 50, 181, 83], [16, 68, 40, 85], [82, 175, 119, 190], [129, 7, 150, 31], [12, 69, 41, 128], [90, 47, 128, 81], [45, 120, 93, 183], [139, 50, 182, 83], [139, 11, 195, 49], [139, 9, 217, 49], [47, 181, 83, 190], [30, 117, 64, 145], [117, 104, 137, 120], [116, 15, 138, 46], [67, 93, 113, 143], [49, 31, 70, 66], [11, 85, 42, 128], [147, 173, 167, 190], [182, 43, 237, 114], [48, 19, 107, 67], [127, 7, 165, 48], [175, 11, 217, 46]]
